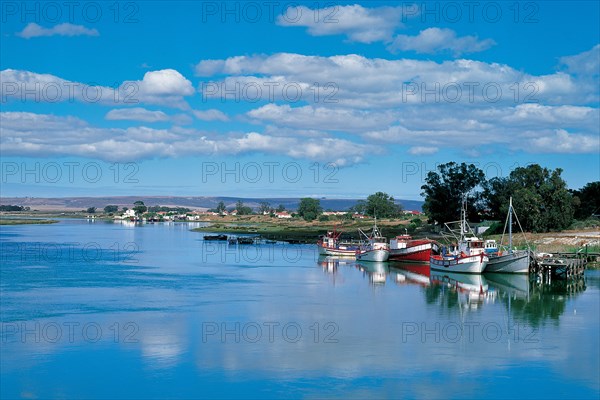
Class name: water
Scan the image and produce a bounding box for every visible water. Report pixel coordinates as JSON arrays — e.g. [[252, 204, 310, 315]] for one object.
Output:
[[1, 220, 599, 399]]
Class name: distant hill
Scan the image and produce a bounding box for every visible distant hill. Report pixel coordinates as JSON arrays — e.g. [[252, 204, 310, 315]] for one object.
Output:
[[1, 196, 424, 212]]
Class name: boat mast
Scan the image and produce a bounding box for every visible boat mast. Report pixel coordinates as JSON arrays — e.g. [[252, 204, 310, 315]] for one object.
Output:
[[509, 196, 513, 250], [460, 194, 467, 242]]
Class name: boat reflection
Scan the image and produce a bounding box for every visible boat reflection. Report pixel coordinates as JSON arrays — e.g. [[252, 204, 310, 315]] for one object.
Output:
[[390, 263, 430, 287], [317, 255, 354, 275], [486, 272, 586, 327], [356, 262, 389, 285], [485, 272, 530, 299]]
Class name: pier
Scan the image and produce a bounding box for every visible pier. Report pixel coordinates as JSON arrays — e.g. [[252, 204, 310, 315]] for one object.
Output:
[[530, 254, 588, 284]]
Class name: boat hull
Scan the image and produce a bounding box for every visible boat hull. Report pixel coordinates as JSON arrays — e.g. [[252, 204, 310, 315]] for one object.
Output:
[[389, 244, 431, 262], [357, 249, 389, 262], [389, 239, 432, 262], [317, 246, 358, 258], [485, 250, 530, 273], [430, 254, 487, 274]]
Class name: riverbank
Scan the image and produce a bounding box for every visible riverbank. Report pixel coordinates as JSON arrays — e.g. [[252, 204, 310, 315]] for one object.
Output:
[[0, 218, 59, 225], [190, 215, 423, 242]]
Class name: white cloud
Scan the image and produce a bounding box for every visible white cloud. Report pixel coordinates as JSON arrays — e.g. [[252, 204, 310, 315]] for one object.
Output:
[[136, 69, 194, 96], [1, 68, 194, 109], [105, 108, 170, 122], [560, 44, 600, 77], [247, 104, 395, 132], [409, 146, 439, 155], [194, 52, 590, 107], [193, 109, 229, 122], [276, 4, 410, 43], [388, 28, 495, 55], [0, 112, 376, 165], [527, 129, 599, 154], [17, 22, 99, 39]]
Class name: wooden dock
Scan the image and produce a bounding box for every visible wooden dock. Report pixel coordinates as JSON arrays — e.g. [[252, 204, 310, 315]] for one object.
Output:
[[530, 255, 587, 284]]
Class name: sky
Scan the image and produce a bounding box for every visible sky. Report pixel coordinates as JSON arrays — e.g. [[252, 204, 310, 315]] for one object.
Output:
[[1, 1, 599, 200]]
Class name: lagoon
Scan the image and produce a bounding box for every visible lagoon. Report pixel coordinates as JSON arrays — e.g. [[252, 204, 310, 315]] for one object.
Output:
[[1, 219, 599, 399]]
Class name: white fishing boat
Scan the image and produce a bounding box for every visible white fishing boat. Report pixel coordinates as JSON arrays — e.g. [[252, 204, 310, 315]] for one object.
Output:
[[485, 197, 531, 274], [356, 220, 390, 262], [317, 230, 362, 258], [430, 196, 488, 274]]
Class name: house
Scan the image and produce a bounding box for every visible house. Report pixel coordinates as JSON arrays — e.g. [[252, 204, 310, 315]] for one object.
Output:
[[322, 211, 347, 216], [276, 212, 292, 219], [124, 209, 136, 218], [403, 210, 422, 216]]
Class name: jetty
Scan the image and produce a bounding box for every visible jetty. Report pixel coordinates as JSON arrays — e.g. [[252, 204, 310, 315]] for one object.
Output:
[[530, 253, 588, 283]]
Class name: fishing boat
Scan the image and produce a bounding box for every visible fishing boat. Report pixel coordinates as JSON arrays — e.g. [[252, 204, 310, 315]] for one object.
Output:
[[485, 197, 530, 273], [317, 230, 362, 258], [356, 221, 390, 262], [389, 232, 435, 262], [430, 196, 488, 274], [484, 240, 498, 254]]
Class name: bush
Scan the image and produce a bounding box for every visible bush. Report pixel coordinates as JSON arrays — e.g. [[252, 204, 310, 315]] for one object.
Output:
[[319, 215, 330, 222]]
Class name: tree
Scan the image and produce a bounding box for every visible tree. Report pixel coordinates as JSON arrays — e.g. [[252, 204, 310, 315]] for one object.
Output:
[[133, 201, 147, 216], [216, 201, 226, 214], [297, 198, 322, 221], [258, 201, 271, 214], [235, 200, 252, 215], [363, 192, 402, 218], [86, 207, 96, 214], [483, 165, 574, 232], [421, 162, 485, 223], [104, 205, 119, 214], [276, 204, 286, 212], [571, 181, 600, 219]]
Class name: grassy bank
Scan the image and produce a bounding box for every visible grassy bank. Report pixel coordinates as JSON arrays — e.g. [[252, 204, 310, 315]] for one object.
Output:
[[0, 218, 59, 225], [191, 215, 425, 242]]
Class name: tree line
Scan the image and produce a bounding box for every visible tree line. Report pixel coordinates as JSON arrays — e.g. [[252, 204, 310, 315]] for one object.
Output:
[[421, 162, 599, 232]]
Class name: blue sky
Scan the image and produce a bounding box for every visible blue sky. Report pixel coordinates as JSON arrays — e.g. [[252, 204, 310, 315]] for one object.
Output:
[[1, 1, 599, 200]]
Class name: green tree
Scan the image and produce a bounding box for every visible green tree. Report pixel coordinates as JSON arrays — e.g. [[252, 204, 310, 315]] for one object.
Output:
[[258, 201, 271, 214], [133, 201, 147, 216], [363, 192, 402, 218], [483, 165, 574, 232], [421, 162, 485, 223], [216, 201, 226, 214], [86, 207, 96, 214], [104, 205, 119, 214], [276, 204, 286, 212], [571, 181, 600, 219], [235, 200, 252, 215], [297, 198, 322, 221]]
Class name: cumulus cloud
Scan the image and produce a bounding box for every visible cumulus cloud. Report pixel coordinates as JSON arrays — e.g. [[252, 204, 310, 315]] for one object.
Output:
[[194, 52, 588, 106], [409, 146, 439, 155], [560, 44, 600, 77], [527, 129, 599, 154], [388, 28, 495, 55], [106, 107, 170, 122], [247, 104, 396, 132], [276, 4, 411, 43], [17, 22, 99, 38], [1, 68, 194, 109], [0, 112, 376, 165], [193, 109, 229, 122]]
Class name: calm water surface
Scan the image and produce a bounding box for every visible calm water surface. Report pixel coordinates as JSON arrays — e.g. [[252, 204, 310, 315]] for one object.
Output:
[[1, 220, 599, 399]]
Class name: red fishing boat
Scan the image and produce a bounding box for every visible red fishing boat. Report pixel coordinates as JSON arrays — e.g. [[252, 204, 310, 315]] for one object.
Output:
[[389, 234, 434, 262]]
